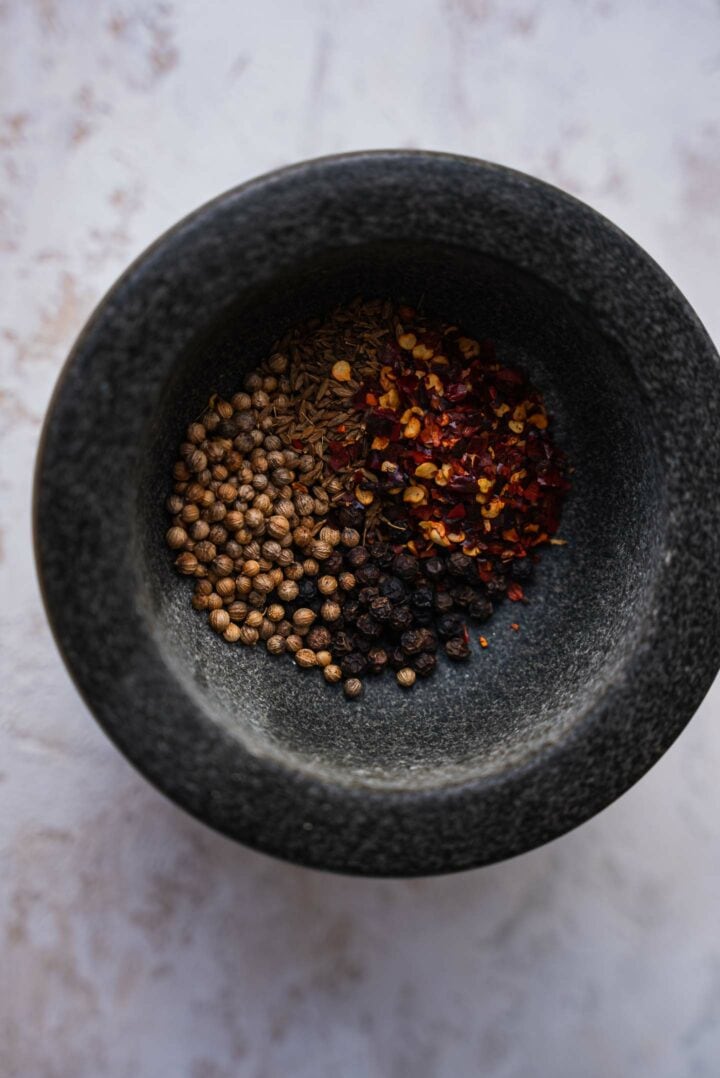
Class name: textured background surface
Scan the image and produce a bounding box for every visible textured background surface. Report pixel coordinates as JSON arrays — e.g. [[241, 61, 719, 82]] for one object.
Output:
[[3, 1, 720, 1075]]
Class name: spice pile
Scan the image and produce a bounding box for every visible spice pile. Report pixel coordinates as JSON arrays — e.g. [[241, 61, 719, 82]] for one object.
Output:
[[165, 299, 569, 699]]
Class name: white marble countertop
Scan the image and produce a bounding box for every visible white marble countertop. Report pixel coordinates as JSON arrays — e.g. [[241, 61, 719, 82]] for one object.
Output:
[[3, 1, 720, 1075]]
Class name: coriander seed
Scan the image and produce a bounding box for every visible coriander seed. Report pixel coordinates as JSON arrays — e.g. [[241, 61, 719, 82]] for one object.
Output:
[[295, 648, 317, 668], [267, 515, 290, 539], [236, 575, 253, 595], [194, 541, 216, 564], [319, 525, 341, 546], [315, 650, 332, 667], [166, 526, 187, 549], [277, 579, 299, 602], [216, 577, 235, 599], [209, 609, 230, 633], [261, 539, 283, 561], [293, 526, 312, 547], [286, 634, 303, 653], [293, 608, 316, 629], [266, 635, 286, 655], [343, 678, 363, 699], [396, 667, 417, 688], [320, 599, 341, 622], [239, 625, 259, 645], [294, 493, 314, 516], [212, 554, 234, 576], [175, 552, 198, 574], [180, 504, 200, 524], [267, 603, 285, 622], [324, 664, 342, 684], [317, 575, 338, 596], [253, 573, 274, 594], [268, 352, 288, 374], [223, 624, 242, 643], [275, 498, 295, 518], [228, 601, 248, 622]]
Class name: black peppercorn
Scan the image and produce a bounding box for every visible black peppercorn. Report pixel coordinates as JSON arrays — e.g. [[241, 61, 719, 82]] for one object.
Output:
[[445, 637, 470, 660], [387, 645, 407, 671], [355, 563, 381, 586], [355, 612, 381, 638], [339, 506, 365, 531], [392, 552, 419, 581], [486, 575, 508, 596], [433, 590, 454, 615], [368, 541, 394, 569], [468, 596, 493, 622], [411, 587, 433, 611], [366, 647, 389, 674], [345, 546, 369, 570], [353, 633, 374, 654], [417, 628, 438, 652], [389, 605, 413, 632], [357, 586, 380, 606], [297, 579, 318, 602], [410, 588, 434, 624], [451, 585, 477, 608], [332, 631, 355, 656], [437, 613, 466, 640], [380, 576, 406, 603], [324, 552, 344, 576], [400, 629, 426, 656], [342, 598, 362, 623], [448, 551, 473, 578], [424, 556, 446, 581], [511, 557, 534, 582], [341, 652, 367, 678], [306, 625, 332, 650], [216, 418, 239, 438], [369, 595, 393, 622], [413, 652, 437, 677]]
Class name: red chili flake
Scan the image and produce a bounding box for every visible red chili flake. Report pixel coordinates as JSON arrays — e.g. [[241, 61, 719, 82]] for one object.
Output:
[[446, 503, 466, 521], [510, 622, 520, 632], [347, 307, 570, 613], [445, 382, 469, 403], [479, 635, 489, 648]]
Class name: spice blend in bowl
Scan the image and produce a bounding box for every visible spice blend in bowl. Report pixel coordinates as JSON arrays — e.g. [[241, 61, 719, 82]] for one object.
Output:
[[165, 300, 570, 697], [38, 152, 720, 874]]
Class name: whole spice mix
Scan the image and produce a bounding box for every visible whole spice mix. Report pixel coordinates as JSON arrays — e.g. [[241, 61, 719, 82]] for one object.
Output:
[[165, 298, 570, 699]]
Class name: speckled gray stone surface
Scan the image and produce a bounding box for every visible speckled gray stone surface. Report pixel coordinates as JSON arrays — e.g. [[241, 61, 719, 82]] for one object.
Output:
[[35, 152, 720, 875]]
